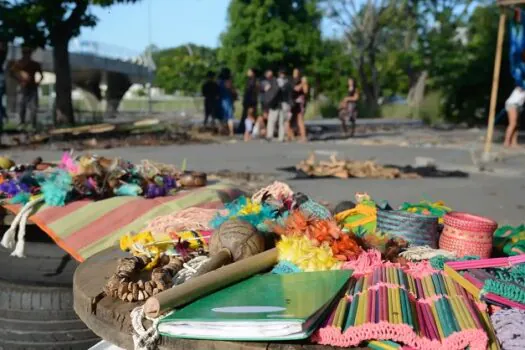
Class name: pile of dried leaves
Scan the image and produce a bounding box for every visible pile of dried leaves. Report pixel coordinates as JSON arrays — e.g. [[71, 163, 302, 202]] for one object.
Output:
[[296, 154, 421, 179]]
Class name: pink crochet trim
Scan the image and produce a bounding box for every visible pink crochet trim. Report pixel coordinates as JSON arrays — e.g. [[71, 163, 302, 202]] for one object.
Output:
[[144, 207, 226, 234], [313, 322, 488, 350], [404, 260, 439, 278], [342, 249, 400, 277], [251, 181, 294, 203]]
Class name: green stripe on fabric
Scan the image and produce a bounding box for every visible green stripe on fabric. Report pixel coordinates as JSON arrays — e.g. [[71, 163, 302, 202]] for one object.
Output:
[[78, 186, 230, 258], [47, 196, 140, 238]]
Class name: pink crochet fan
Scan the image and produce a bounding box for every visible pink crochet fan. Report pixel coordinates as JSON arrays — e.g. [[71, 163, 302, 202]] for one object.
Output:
[[313, 265, 499, 350]]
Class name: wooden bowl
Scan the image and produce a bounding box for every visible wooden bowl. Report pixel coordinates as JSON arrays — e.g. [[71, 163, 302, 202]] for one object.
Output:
[[179, 172, 207, 187]]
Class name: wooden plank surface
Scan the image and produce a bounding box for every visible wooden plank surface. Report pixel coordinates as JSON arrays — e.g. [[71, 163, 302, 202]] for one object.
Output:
[[73, 247, 355, 350]]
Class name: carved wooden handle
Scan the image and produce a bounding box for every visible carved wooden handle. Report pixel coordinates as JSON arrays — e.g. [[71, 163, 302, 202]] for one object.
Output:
[[143, 248, 278, 318], [193, 248, 232, 278]]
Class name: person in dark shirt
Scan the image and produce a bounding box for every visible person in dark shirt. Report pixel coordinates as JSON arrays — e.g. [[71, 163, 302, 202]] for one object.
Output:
[[201, 71, 219, 126], [238, 68, 258, 134], [291, 68, 308, 142], [218, 68, 237, 137], [10, 46, 43, 130], [263, 69, 284, 141]]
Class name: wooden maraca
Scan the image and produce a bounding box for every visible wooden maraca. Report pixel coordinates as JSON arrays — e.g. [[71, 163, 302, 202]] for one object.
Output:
[[143, 219, 275, 318], [193, 219, 266, 276]]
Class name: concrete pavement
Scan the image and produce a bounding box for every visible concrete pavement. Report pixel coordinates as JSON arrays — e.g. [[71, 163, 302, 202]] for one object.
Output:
[[6, 139, 525, 226]]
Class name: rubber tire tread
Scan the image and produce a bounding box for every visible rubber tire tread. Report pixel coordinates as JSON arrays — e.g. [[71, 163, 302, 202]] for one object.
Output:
[[0, 242, 78, 286], [0, 279, 99, 349]]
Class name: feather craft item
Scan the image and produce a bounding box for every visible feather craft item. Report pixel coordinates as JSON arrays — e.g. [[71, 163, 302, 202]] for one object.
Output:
[[115, 183, 142, 196], [39, 169, 73, 206], [10, 192, 31, 205], [59, 152, 78, 174], [210, 196, 278, 232]]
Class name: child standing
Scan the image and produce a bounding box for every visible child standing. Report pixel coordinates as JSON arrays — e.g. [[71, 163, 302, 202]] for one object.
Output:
[[244, 107, 256, 141]]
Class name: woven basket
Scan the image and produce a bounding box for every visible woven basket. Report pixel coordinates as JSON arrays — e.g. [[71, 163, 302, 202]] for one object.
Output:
[[439, 212, 498, 258], [376, 210, 439, 248]]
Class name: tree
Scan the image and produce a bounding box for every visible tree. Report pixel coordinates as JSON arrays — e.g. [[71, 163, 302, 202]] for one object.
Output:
[[310, 38, 355, 101], [153, 44, 218, 95], [326, 0, 400, 116], [438, 5, 513, 124], [0, 1, 14, 43], [12, 0, 140, 125], [219, 0, 322, 87]]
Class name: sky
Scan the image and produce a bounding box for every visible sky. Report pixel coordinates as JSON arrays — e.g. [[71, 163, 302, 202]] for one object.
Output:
[[79, 0, 337, 54], [80, 0, 232, 54]]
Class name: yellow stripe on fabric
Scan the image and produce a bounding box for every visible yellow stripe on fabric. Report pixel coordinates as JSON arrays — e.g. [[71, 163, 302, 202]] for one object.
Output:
[[78, 186, 230, 259], [47, 197, 139, 238]]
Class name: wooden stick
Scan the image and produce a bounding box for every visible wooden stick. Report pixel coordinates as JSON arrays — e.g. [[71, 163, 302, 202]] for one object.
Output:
[[484, 9, 507, 158], [191, 248, 232, 277], [143, 248, 278, 318]]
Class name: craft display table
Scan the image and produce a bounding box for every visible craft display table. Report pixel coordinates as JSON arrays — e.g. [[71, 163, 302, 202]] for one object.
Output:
[[73, 247, 352, 350]]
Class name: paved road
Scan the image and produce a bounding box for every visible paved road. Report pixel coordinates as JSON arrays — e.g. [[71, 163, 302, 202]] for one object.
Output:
[[7, 138, 525, 226]]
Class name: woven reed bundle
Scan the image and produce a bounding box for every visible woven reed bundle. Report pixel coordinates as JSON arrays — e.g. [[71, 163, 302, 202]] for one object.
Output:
[[377, 210, 439, 248]]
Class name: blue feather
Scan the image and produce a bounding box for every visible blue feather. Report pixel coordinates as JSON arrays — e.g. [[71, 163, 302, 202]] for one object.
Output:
[[210, 196, 278, 232], [10, 192, 31, 205], [115, 183, 142, 196], [39, 169, 73, 206]]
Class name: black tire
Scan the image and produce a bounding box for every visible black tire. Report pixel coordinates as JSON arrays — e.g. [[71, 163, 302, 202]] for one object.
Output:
[[0, 242, 78, 286], [0, 232, 99, 350], [0, 279, 100, 350]]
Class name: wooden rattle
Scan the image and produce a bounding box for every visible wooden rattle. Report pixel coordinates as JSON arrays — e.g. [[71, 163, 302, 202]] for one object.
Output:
[[143, 219, 273, 318], [194, 219, 266, 276]]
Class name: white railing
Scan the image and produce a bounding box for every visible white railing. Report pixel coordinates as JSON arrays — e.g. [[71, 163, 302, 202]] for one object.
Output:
[[70, 39, 156, 70]]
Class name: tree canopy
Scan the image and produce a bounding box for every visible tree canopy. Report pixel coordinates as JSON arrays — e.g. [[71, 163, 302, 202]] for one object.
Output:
[[153, 44, 219, 95], [6, 0, 141, 124], [219, 0, 322, 86]]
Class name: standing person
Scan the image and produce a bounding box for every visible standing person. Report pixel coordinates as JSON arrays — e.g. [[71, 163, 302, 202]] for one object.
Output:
[[10, 46, 42, 130], [263, 69, 284, 142], [218, 68, 237, 137], [0, 41, 7, 132], [201, 71, 219, 127], [243, 107, 256, 141], [291, 68, 308, 142], [277, 68, 292, 141], [505, 8, 525, 148], [238, 68, 258, 134], [338, 78, 359, 137]]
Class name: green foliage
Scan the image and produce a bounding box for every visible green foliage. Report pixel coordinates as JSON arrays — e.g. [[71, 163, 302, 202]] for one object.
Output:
[[437, 5, 513, 125], [310, 39, 354, 101], [0, 1, 14, 42], [153, 44, 219, 95], [219, 0, 322, 86]]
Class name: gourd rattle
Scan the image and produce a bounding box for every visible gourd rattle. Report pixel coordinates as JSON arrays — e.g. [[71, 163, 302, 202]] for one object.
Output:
[[143, 219, 275, 318]]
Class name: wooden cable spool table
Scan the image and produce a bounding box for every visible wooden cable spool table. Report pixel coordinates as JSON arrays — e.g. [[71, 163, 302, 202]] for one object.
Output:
[[74, 246, 353, 350]]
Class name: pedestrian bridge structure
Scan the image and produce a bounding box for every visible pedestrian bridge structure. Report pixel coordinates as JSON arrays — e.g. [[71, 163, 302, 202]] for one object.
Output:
[[5, 40, 156, 118]]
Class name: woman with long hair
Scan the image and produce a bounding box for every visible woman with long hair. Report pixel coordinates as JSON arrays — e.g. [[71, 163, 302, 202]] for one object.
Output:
[[338, 77, 359, 137], [290, 68, 308, 142]]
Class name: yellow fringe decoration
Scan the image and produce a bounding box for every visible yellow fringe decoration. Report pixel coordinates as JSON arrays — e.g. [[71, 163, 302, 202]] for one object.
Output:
[[277, 235, 342, 272]]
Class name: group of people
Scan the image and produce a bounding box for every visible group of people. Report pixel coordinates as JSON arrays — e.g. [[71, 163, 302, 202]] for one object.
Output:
[[0, 44, 43, 131], [201, 67, 310, 142]]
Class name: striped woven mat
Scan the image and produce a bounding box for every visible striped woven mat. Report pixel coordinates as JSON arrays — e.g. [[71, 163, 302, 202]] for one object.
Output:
[[2, 182, 243, 262]]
